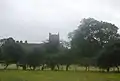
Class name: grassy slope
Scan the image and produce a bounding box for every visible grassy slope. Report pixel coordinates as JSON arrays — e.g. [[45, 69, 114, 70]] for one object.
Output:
[[0, 71, 120, 81]]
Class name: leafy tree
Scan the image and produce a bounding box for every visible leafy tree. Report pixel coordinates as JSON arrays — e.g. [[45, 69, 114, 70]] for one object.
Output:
[[69, 18, 119, 58], [1, 38, 24, 69], [41, 40, 73, 71], [26, 48, 44, 70], [97, 41, 120, 72], [68, 18, 120, 71]]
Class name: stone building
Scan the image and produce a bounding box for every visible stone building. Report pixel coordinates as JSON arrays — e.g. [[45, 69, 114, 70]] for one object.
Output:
[[18, 33, 60, 53]]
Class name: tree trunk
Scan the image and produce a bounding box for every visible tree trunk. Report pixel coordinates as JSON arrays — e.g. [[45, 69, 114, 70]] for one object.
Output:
[[41, 65, 44, 71], [107, 67, 110, 72], [22, 65, 26, 70], [116, 66, 119, 72], [30, 66, 32, 70], [56, 65, 59, 71], [51, 65, 55, 71], [66, 65, 69, 71], [85, 66, 88, 71], [33, 66, 36, 70], [4, 64, 8, 69]]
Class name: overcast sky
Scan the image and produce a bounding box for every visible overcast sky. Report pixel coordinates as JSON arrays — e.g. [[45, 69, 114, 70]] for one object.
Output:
[[0, 0, 120, 43]]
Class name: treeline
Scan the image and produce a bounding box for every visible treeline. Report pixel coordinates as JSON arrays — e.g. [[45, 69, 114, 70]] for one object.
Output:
[[0, 18, 120, 72]]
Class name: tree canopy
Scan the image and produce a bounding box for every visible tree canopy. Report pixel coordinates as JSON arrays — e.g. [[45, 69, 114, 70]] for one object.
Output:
[[69, 18, 119, 58]]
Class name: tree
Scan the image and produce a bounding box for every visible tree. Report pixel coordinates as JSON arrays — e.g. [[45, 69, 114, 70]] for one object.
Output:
[[53, 40, 75, 71], [97, 41, 120, 72], [68, 18, 120, 70], [26, 48, 44, 70], [1, 38, 24, 69], [41, 40, 73, 71], [69, 18, 119, 57]]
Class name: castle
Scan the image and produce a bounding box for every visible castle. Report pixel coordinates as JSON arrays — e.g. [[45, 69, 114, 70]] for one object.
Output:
[[19, 33, 60, 53]]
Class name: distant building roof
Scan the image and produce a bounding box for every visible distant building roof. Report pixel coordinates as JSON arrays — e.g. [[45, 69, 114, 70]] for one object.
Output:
[[19, 43, 45, 53]]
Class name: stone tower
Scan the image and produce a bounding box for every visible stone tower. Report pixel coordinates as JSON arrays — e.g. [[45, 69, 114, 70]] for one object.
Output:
[[49, 33, 60, 45]]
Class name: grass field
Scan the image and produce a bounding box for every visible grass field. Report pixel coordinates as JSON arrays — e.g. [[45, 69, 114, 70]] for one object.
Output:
[[0, 64, 120, 81], [0, 70, 120, 81]]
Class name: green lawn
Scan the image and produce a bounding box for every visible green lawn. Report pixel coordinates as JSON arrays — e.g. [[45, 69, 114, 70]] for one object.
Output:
[[0, 70, 120, 81]]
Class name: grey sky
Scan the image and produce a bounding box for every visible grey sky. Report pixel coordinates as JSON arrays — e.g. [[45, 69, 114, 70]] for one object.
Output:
[[0, 0, 120, 43]]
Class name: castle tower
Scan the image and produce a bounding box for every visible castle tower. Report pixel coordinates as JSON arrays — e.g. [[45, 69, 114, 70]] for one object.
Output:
[[49, 33, 60, 45]]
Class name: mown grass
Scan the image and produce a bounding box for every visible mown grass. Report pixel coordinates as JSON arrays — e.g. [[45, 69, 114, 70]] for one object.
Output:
[[0, 64, 119, 81], [0, 70, 120, 81]]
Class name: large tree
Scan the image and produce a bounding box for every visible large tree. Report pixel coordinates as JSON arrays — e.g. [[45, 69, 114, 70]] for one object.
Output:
[[68, 18, 120, 70], [1, 38, 24, 69], [69, 18, 119, 58], [97, 41, 120, 72], [26, 48, 45, 70]]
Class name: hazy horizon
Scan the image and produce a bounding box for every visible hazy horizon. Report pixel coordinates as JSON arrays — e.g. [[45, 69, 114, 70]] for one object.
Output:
[[1, 0, 120, 43]]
